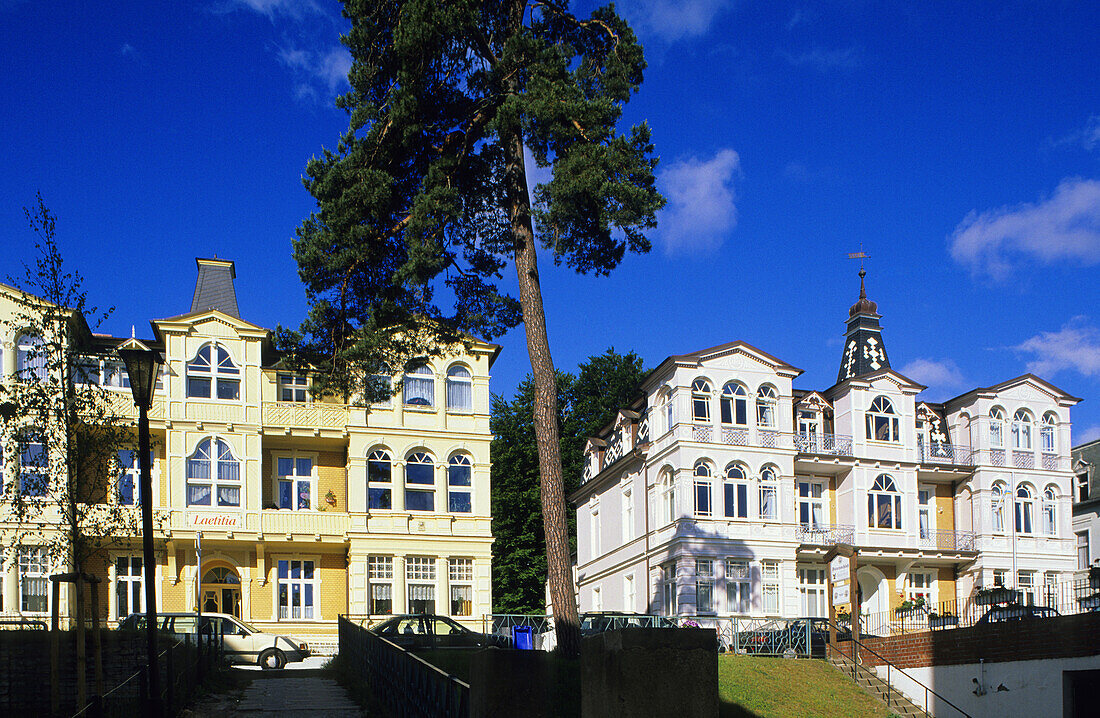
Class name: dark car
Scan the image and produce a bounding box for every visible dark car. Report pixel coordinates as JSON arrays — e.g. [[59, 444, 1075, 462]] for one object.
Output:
[[371, 614, 499, 649], [579, 612, 678, 636], [976, 603, 1060, 625]]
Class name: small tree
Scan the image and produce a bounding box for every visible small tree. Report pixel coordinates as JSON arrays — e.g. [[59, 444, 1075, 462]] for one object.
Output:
[[290, 0, 664, 656], [0, 195, 144, 621]]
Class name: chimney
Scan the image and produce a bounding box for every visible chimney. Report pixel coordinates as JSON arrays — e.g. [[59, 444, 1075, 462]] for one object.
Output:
[[191, 257, 240, 319]]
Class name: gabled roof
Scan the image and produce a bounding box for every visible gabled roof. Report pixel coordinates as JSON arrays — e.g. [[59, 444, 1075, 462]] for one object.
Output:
[[944, 373, 1082, 406], [825, 366, 926, 397], [642, 339, 803, 390], [151, 308, 269, 340]]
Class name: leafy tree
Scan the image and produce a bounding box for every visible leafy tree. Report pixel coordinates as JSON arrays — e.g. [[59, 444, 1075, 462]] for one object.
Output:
[[491, 348, 645, 613], [0, 195, 144, 630], [290, 0, 664, 654]]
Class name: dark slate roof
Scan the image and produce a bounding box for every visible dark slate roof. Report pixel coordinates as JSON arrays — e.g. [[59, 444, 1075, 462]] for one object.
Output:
[[190, 257, 240, 319], [837, 269, 891, 383]]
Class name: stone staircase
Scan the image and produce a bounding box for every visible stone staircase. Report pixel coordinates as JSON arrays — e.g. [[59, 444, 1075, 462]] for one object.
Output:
[[828, 651, 929, 718]]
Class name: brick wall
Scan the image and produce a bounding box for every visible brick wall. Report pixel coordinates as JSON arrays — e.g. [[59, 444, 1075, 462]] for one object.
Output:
[[830, 612, 1100, 669]]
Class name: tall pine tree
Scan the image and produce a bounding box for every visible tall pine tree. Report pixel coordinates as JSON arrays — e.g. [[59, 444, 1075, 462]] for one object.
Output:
[[291, 1, 663, 655]]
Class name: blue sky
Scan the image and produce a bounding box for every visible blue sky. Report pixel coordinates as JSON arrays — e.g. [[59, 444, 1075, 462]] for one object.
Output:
[[3, 1, 1100, 443]]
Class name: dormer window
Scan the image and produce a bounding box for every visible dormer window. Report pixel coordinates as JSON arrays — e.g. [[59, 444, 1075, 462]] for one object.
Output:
[[187, 344, 240, 399], [865, 396, 899, 442]]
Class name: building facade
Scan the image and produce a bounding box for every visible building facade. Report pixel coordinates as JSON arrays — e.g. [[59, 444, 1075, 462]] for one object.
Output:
[[572, 272, 1081, 625], [0, 258, 497, 645], [1072, 438, 1100, 575]]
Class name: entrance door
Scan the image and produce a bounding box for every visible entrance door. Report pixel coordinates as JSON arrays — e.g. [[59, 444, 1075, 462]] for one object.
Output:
[[857, 569, 888, 632], [798, 411, 820, 452], [201, 566, 242, 617]]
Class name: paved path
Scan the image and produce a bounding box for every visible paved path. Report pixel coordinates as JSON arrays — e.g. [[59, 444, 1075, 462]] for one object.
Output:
[[185, 669, 365, 717]]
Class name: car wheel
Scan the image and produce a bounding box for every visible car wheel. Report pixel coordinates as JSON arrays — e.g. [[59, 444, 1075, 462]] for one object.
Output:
[[259, 648, 286, 670]]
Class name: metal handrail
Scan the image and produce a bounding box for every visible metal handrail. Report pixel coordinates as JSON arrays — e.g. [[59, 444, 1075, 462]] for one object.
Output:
[[826, 620, 971, 718]]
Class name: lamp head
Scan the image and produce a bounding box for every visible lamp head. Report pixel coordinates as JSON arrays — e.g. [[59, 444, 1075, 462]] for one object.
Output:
[[119, 348, 163, 408]]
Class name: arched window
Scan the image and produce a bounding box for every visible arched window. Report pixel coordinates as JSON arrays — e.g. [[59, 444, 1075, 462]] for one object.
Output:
[[1011, 409, 1033, 450], [1041, 413, 1057, 454], [691, 379, 712, 422], [990, 482, 1006, 533], [868, 474, 902, 529], [657, 387, 674, 434], [367, 449, 392, 509], [660, 470, 676, 525], [16, 334, 46, 383], [866, 397, 899, 442], [724, 464, 748, 518], [186, 438, 240, 507], [1041, 486, 1057, 536], [759, 466, 778, 519], [446, 365, 473, 411], [989, 407, 1005, 448], [693, 461, 713, 516], [448, 454, 472, 513], [1015, 485, 1035, 534], [405, 452, 435, 511], [17, 431, 48, 497], [756, 385, 777, 428], [186, 344, 240, 399], [404, 364, 435, 407], [720, 383, 748, 425]]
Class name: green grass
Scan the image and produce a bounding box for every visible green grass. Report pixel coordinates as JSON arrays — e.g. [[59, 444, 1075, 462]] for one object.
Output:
[[719, 656, 894, 718]]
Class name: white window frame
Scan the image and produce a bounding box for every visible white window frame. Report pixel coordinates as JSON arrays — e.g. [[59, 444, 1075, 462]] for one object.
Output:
[[1041, 413, 1057, 454], [720, 382, 748, 426], [18, 433, 49, 498], [662, 388, 674, 434], [759, 467, 778, 520], [114, 555, 145, 619], [1078, 531, 1090, 570], [19, 546, 49, 613], [404, 452, 436, 512], [16, 333, 46, 383], [186, 437, 241, 507], [918, 486, 934, 540], [660, 470, 676, 525], [756, 386, 778, 428], [868, 474, 902, 530], [989, 407, 1006, 448], [993, 569, 1007, 587], [797, 479, 824, 529], [1017, 570, 1036, 605], [589, 503, 601, 559], [406, 557, 437, 614], [621, 485, 633, 544], [695, 559, 715, 614], [278, 373, 309, 402], [724, 464, 748, 519], [691, 379, 712, 423], [448, 558, 474, 617], [367, 449, 393, 510], [798, 567, 827, 617], [866, 396, 900, 443], [624, 574, 636, 612], [693, 461, 713, 517], [186, 343, 241, 400], [447, 454, 472, 513], [762, 560, 781, 615], [1041, 486, 1057, 536], [274, 453, 316, 511], [991, 483, 1006, 533], [403, 364, 435, 408], [660, 562, 678, 616], [445, 365, 473, 411], [907, 571, 935, 604], [725, 560, 751, 615], [368, 556, 394, 615], [276, 557, 317, 620], [1012, 409, 1033, 450], [1015, 485, 1035, 534]]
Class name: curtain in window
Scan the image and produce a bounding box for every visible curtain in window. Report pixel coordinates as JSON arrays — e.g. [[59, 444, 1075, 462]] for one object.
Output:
[[188, 484, 211, 506], [371, 583, 393, 614], [760, 486, 776, 519], [919, 508, 929, 538], [446, 367, 472, 409], [405, 367, 434, 406], [450, 585, 472, 616], [22, 576, 48, 612], [217, 486, 240, 507]]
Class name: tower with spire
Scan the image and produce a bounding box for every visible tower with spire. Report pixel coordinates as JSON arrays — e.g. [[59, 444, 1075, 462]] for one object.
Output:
[[837, 268, 891, 383]]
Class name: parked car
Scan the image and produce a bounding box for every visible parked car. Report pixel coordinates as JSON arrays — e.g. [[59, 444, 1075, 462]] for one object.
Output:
[[579, 612, 678, 636], [118, 612, 310, 669], [975, 603, 1060, 625], [370, 614, 500, 649]]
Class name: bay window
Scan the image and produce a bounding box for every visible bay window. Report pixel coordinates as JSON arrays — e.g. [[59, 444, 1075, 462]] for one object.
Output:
[[186, 438, 240, 507]]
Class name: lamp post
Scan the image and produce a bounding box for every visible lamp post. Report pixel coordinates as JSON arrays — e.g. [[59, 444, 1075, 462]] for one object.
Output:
[[120, 348, 163, 716]]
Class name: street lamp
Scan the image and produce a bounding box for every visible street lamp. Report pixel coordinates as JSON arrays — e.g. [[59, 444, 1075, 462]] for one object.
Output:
[[120, 348, 163, 716]]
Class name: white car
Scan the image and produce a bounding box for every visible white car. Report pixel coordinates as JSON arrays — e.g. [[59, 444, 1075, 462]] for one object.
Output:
[[119, 612, 310, 669]]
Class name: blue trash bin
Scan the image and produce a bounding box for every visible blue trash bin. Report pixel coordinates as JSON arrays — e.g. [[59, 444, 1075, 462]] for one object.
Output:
[[514, 625, 534, 650]]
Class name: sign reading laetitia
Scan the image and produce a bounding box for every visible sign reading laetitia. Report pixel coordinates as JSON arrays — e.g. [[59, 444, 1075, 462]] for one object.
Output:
[[190, 514, 239, 528]]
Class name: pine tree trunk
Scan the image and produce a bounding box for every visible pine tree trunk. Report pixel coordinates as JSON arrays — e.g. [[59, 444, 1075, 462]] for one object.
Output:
[[500, 21, 581, 652]]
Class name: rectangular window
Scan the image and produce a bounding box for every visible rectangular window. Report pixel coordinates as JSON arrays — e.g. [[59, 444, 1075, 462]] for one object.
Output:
[[1017, 570, 1035, 606], [278, 374, 308, 402], [116, 556, 144, 617], [19, 547, 48, 613], [762, 561, 780, 615], [1079, 531, 1091, 571], [407, 557, 437, 614], [622, 486, 633, 544], [276, 456, 313, 510], [116, 449, 151, 506], [724, 481, 748, 519], [907, 571, 934, 604], [19, 437, 48, 497], [661, 562, 677, 616], [696, 559, 714, 614], [798, 480, 824, 528], [1043, 571, 1059, 607], [798, 567, 826, 617], [590, 507, 601, 559], [726, 560, 750, 614], [993, 569, 1006, 587], [695, 478, 712, 517], [368, 556, 393, 615], [277, 559, 316, 620], [1079, 473, 1090, 503], [759, 483, 777, 520], [448, 558, 473, 616], [918, 488, 932, 539], [624, 574, 636, 612]]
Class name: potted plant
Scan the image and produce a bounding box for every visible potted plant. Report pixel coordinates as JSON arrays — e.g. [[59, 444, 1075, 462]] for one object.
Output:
[[895, 596, 927, 617], [325, 489, 338, 508], [975, 586, 1020, 606]]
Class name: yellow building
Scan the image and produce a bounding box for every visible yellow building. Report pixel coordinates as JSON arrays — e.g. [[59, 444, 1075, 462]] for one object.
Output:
[[0, 258, 497, 648]]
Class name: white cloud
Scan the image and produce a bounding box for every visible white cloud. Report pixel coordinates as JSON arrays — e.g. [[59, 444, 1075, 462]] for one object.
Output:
[[786, 9, 807, 31], [278, 44, 351, 100], [778, 46, 859, 71], [900, 358, 967, 399], [624, 0, 730, 43], [227, 0, 323, 20], [656, 148, 740, 254], [119, 43, 138, 58], [1076, 424, 1100, 444], [1014, 317, 1100, 378], [1050, 115, 1100, 153], [949, 177, 1100, 280]]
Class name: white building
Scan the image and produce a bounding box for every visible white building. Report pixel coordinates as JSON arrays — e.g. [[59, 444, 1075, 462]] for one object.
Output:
[[572, 271, 1080, 623]]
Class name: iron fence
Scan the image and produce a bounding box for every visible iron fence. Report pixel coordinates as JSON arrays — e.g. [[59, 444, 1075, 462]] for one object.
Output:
[[0, 613, 49, 630], [338, 615, 469, 718], [859, 578, 1099, 637]]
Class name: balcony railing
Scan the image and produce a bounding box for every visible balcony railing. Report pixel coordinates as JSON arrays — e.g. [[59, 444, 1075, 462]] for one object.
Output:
[[917, 443, 975, 466], [975, 449, 1066, 471], [794, 523, 855, 545], [262, 401, 350, 430], [917, 529, 977, 551], [794, 433, 854, 457]]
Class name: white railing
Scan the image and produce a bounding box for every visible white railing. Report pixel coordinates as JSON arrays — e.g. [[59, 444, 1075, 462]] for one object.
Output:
[[917, 443, 975, 466], [794, 433, 854, 456], [794, 523, 855, 545], [262, 401, 350, 429]]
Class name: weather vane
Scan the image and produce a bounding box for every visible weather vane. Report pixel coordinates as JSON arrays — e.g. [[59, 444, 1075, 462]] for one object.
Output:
[[847, 243, 869, 272]]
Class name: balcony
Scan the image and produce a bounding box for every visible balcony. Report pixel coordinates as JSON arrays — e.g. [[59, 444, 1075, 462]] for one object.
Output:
[[917, 443, 975, 466], [975, 449, 1066, 471], [794, 433, 853, 457], [794, 523, 855, 545], [166, 509, 348, 538], [262, 401, 351, 431], [918, 529, 977, 552]]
